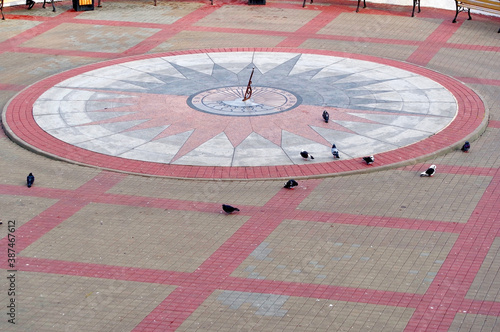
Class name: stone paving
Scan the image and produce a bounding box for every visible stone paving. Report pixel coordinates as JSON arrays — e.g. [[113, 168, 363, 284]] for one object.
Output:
[[1, 0, 500, 331]]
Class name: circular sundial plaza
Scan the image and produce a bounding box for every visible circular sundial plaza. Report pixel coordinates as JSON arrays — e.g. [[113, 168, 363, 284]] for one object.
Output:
[[3, 49, 484, 179]]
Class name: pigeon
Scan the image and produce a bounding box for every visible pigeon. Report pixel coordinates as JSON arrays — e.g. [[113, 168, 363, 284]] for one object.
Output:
[[331, 144, 340, 159], [284, 179, 299, 189], [222, 204, 240, 214], [362, 156, 374, 165], [300, 150, 314, 160], [27, 173, 35, 188], [420, 165, 436, 177], [461, 141, 470, 152], [322, 110, 329, 123]]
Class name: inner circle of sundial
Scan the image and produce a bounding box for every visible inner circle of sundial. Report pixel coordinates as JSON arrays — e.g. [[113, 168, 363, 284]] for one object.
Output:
[[187, 86, 301, 116]]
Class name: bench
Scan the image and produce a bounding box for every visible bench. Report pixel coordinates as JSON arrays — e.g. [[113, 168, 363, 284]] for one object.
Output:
[[453, 0, 500, 32], [302, 0, 421, 17], [1, 0, 55, 19], [302, 0, 366, 12]]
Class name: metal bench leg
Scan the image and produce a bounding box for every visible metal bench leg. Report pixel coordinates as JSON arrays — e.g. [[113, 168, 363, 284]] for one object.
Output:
[[452, 2, 459, 23], [356, 0, 366, 12], [1, 0, 4, 20], [42, 0, 54, 11], [44, 0, 55, 11], [412, 0, 420, 16]]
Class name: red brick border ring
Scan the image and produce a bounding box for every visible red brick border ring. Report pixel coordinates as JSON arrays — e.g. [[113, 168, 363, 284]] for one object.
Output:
[[2, 48, 487, 180]]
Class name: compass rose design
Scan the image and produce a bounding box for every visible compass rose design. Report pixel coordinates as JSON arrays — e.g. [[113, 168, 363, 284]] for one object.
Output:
[[188, 86, 301, 116], [29, 51, 458, 167]]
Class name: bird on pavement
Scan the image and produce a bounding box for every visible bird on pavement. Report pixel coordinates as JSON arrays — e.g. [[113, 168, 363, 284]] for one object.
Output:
[[27, 173, 35, 188], [300, 150, 314, 160], [331, 144, 340, 159], [420, 165, 436, 177], [322, 110, 329, 123], [284, 179, 299, 189], [461, 141, 470, 152], [222, 204, 240, 214], [362, 156, 374, 165]]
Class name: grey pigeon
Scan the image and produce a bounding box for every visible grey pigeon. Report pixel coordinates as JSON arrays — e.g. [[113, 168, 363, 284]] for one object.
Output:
[[461, 141, 470, 152], [331, 144, 340, 159], [362, 156, 374, 165], [284, 179, 298, 189], [420, 165, 436, 177], [27, 173, 35, 188], [322, 110, 329, 123], [300, 150, 314, 160], [222, 204, 240, 214]]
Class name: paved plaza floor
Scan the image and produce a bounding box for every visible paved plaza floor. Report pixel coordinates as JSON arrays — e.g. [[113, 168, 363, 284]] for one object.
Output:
[[0, 0, 500, 330]]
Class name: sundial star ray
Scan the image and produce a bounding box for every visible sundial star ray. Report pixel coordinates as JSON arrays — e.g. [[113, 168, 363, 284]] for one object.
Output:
[[220, 117, 254, 148], [170, 124, 232, 163], [210, 64, 240, 85], [252, 55, 302, 86], [237, 65, 262, 87], [287, 68, 324, 83]]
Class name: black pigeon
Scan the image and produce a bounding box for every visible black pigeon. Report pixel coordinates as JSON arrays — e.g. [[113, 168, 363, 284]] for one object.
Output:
[[420, 165, 436, 177], [322, 110, 329, 123], [222, 204, 240, 214], [331, 144, 340, 159], [461, 141, 470, 152], [362, 156, 374, 165], [300, 150, 314, 160], [27, 173, 35, 188], [284, 179, 299, 189]]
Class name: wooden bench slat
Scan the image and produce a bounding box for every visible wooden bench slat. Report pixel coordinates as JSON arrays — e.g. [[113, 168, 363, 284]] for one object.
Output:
[[463, 4, 500, 11], [453, 0, 500, 32], [459, 0, 500, 9]]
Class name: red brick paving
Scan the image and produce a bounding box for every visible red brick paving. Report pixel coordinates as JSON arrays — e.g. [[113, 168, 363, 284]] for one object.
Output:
[[1, 166, 499, 330], [405, 174, 500, 331]]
